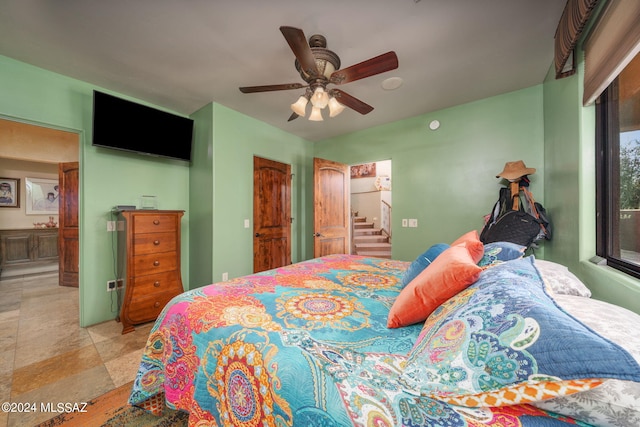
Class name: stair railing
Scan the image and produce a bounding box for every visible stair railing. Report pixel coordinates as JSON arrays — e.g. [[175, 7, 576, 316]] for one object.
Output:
[[350, 210, 358, 255], [381, 200, 391, 243]]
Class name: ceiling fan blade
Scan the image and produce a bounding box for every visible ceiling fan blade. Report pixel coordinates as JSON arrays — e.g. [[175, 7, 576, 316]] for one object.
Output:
[[239, 83, 306, 93], [331, 89, 374, 115], [280, 26, 319, 78], [330, 51, 398, 85], [287, 112, 299, 122]]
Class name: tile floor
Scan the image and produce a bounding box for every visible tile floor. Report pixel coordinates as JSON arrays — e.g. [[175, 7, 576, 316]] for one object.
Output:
[[0, 272, 152, 426]]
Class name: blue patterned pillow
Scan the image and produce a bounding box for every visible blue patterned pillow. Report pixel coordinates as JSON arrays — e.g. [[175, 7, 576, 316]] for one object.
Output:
[[478, 241, 526, 267], [399, 256, 640, 407], [401, 243, 449, 287]]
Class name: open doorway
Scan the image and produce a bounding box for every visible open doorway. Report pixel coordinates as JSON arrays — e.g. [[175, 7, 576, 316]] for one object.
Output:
[[350, 159, 392, 258], [0, 118, 79, 283]]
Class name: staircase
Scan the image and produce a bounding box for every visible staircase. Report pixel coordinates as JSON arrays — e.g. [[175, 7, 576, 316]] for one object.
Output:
[[352, 216, 392, 259]]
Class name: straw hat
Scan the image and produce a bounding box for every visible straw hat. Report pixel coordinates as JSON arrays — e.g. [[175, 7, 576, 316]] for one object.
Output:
[[496, 160, 536, 180]]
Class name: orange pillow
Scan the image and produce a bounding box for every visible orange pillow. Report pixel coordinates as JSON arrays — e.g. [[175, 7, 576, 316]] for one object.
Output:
[[387, 244, 482, 328], [450, 230, 484, 263]]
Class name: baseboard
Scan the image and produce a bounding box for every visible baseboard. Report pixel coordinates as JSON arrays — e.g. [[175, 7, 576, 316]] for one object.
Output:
[[0, 264, 58, 281]]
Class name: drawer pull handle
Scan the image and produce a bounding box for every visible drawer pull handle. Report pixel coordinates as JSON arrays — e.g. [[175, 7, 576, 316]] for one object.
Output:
[[153, 219, 160, 225], [154, 281, 160, 287], [153, 260, 160, 266], [154, 302, 161, 308], [153, 240, 160, 245]]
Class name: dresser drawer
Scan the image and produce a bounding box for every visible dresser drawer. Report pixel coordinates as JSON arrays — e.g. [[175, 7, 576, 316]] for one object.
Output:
[[133, 214, 177, 234], [133, 232, 177, 255], [132, 252, 178, 276], [125, 290, 178, 324], [130, 270, 181, 294]]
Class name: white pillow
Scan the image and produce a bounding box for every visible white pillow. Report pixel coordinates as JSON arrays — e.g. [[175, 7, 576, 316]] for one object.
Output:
[[534, 294, 640, 427], [550, 295, 640, 363], [534, 259, 592, 297]]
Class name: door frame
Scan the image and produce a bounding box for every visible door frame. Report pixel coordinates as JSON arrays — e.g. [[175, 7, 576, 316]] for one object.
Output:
[[349, 158, 393, 248]]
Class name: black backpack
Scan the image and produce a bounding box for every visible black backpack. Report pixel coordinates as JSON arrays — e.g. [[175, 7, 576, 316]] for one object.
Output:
[[480, 183, 551, 248]]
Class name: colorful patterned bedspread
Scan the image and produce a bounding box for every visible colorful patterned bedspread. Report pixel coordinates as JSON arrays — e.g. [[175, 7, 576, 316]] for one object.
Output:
[[129, 254, 585, 426]]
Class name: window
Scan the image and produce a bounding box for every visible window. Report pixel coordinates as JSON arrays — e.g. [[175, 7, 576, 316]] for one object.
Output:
[[596, 52, 640, 278]]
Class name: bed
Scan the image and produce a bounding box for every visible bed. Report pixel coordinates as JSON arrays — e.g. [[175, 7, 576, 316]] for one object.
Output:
[[128, 232, 640, 426]]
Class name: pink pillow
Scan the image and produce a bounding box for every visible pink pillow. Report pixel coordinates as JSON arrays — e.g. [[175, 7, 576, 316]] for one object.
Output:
[[450, 230, 484, 263], [387, 244, 482, 328]]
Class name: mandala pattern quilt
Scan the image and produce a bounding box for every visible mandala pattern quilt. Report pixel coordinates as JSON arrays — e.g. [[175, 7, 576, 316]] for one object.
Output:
[[129, 254, 589, 426]]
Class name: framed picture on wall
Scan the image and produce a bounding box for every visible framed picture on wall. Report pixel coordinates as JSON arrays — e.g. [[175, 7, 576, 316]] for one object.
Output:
[[0, 177, 20, 208], [26, 177, 59, 215], [350, 163, 376, 179]]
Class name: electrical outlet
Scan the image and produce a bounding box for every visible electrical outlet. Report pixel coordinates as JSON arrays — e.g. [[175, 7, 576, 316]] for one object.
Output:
[[106, 221, 116, 232], [222, 272, 229, 281], [402, 219, 408, 227], [116, 279, 124, 289], [107, 280, 116, 291], [409, 219, 418, 228]]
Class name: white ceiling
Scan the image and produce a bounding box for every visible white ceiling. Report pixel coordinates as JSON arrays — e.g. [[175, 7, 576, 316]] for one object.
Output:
[[0, 0, 567, 142]]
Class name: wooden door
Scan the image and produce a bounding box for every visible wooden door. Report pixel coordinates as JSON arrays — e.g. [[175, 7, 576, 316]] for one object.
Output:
[[58, 162, 79, 287], [253, 156, 291, 273], [313, 157, 350, 257]]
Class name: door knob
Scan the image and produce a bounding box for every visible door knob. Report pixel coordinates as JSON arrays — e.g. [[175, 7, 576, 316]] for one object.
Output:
[[255, 233, 262, 237], [314, 233, 322, 237]]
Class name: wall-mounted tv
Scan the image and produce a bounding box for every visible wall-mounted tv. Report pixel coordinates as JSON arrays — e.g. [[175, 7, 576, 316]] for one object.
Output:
[[92, 90, 194, 162]]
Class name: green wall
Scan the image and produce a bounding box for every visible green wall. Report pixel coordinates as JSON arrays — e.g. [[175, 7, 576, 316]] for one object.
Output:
[[0, 52, 313, 327], [315, 86, 545, 262], [4, 42, 640, 327], [188, 103, 215, 288], [542, 62, 582, 271], [189, 103, 314, 286], [542, 52, 640, 314], [0, 55, 190, 327]]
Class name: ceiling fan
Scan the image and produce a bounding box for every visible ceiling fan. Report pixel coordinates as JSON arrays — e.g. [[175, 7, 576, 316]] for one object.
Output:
[[239, 26, 399, 122]]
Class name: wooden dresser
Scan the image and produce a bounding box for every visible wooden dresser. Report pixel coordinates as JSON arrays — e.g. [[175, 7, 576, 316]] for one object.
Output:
[[117, 210, 184, 334]]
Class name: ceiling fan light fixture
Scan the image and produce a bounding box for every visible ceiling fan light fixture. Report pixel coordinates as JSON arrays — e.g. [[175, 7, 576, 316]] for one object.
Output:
[[240, 27, 398, 123], [309, 106, 324, 121], [328, 96, 346, 117], [291, 95, 309, 117], [310, 86, 330, 109]]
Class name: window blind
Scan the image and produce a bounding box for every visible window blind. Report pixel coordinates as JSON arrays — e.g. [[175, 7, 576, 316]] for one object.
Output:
[[583, 0, 640, 105]]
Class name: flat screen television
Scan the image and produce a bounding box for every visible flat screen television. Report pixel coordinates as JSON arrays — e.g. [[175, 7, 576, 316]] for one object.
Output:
[[92, 90, 194, 162]]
